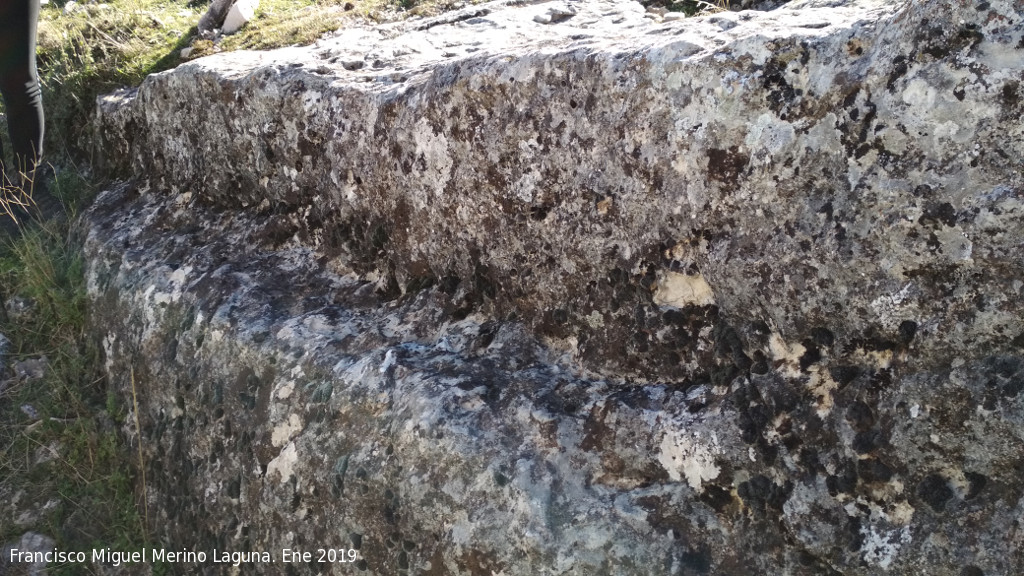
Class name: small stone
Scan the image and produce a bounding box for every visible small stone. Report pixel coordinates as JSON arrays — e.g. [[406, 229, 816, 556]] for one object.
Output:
[[13, 357, 48, 381], [534, 3, 576, 24], [1, 532, 56, 575], [5, 296, 36, 320], [222, 0, 259, 35]]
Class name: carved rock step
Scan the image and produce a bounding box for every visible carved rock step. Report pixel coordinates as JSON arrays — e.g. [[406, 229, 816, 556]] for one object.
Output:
[[96, 0, 1024, 380]]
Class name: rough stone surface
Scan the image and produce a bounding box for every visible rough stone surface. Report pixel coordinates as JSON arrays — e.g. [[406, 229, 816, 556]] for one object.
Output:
[[87, 0, 1024, 574], [1, 532, 56, 576], [222, 0, 258, 35]]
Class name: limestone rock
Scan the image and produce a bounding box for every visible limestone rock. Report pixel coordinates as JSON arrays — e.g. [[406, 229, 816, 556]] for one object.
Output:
[[87, 0, 1024, 574], [197, 0, 235, 38], [197, 0, 256, 37], [95, 0, 1024, 381], [222, 0, 258, 35], [1, 532, 56, 576]]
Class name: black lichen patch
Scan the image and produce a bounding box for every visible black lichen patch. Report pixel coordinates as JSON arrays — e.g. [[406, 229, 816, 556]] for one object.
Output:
[[829, 364, 862, 389], [918, 201, 958, 228], [857, 458, 893, 484], [1001, 377, 1024, 399], [916, 473, 955, 512], [698, 483, 734, 514], [680, 547, 713, 575], [846, 516, 865, 552], [852, 429, 885, 455], [226, 475, 241, 498], [845, 401, 874, 432], [707, 146, 749, 189], [898, 320, 918, 344], [850, 329, 898, 355], [1010, 332, 1024, 350], [762, 57, 798, 113], [733, 382, 772, 445], [799, 341, 822, 371], [810, 326, 835, 348], [886, 55, 909, 91], [916, 21, 984, 61], [1000, 80, 1020, 111], [750, 350, 770, 375], [636, 495, 700, 541], [737, 474, 793, 514], [826, 459, 858, 496], [714, 322, 752, 372], [964, 471, 987, 500]]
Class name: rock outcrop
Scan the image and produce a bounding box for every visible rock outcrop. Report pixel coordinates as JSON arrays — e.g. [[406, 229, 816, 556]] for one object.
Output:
[[87, 0, 1024, 574]]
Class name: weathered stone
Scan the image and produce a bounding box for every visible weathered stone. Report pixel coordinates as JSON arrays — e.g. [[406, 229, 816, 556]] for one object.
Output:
[[96, 0, 1024, 382], [1, 532, 55, 576], [12, 357, 48, 382], [86, 0, 1024, 574], [198, 0, 235, 37], [222, 0, 258, 35]]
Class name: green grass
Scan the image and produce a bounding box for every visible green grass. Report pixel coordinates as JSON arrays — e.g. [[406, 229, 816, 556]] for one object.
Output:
[[0, 200, 148, 571], [37, 0, 204, 157]]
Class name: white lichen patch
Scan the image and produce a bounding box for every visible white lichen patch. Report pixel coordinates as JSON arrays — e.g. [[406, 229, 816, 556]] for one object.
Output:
[[652, 271, 716, 308], [860, 524, 911, 570], [869, 283, 916, 334], [276, 380, 296, 400], [584, 311, 605, 329], [266, 442, 299, 484], [380, 349, 397, 373], [412, 117, 453, 196], [745, 113, 796, 163], [272, 413, 303, 447], [658, 428, 721, 493]]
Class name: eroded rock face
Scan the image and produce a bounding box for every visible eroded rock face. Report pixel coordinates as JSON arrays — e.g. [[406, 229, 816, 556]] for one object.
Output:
[[87, 0, 1024, 574], [97, 0, 1024, 382]]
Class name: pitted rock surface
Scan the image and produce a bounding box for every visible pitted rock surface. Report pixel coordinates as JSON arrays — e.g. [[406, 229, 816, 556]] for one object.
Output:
[[87, 0, 1024, 574], [87, 182, 1024, 575], [96, 0, 1024, 382]]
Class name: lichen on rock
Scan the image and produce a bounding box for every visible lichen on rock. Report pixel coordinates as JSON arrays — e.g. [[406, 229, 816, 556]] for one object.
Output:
[[87, 0, 1024, 573]]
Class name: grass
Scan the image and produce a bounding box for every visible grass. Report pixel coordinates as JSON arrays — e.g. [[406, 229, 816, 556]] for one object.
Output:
[[0, 171, 145, 574], [0, 187, 147, 575]]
